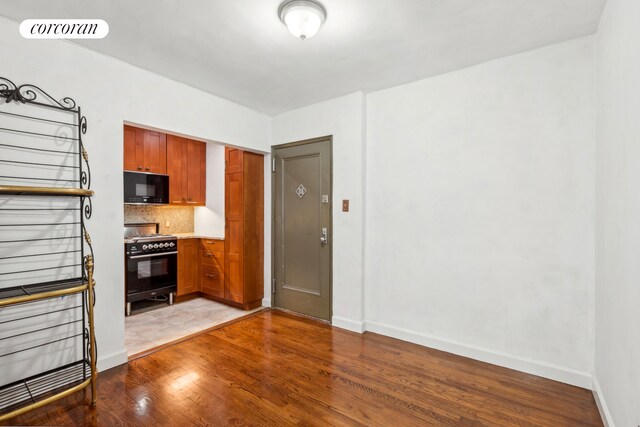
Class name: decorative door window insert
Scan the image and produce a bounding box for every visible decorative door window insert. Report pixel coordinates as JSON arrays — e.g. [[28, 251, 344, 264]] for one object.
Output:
[[296, 184, 307, 199]]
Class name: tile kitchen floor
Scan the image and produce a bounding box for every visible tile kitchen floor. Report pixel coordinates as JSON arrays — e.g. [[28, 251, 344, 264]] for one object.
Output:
[[125, 298, 263, 356]]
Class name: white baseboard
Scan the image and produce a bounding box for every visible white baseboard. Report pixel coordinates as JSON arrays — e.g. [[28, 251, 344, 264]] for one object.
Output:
[[332, 316, 365, 333], [97, 349, 128, 372], [262, 298, 272, 308], [364, 320, 592, 389], [592, 376, 614, 427]]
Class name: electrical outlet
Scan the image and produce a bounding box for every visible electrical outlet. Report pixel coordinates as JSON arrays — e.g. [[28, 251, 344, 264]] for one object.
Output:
[[342, 200, 349, 212], [165, 221, 170, 228]]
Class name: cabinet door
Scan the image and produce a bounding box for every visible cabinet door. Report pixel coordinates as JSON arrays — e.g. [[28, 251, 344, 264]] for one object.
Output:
[[142, 130, 167, 174], [167, 135, 186, 204], [186, 140, 206, 206], [177, 239, 199, 296], [226, 148, 243, 174], [225, 169, 244, 303], [123, 125, 141, 172]]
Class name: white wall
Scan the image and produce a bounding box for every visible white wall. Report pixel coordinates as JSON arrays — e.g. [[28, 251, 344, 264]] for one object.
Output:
[[271, 92, 367, 331], [0, 17, 270, 371], [594, 0, 640, 424], [4, 12, 624, 417], [194, 143, 226, 238], [365, 37, 596, 388]]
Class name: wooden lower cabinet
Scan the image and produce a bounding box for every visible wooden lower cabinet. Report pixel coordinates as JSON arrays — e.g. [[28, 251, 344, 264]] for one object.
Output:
[[200, 239, 225, 298], [177, 238, 239, 306], [200, 265, 224, 298], [177, 239, 199, 296]]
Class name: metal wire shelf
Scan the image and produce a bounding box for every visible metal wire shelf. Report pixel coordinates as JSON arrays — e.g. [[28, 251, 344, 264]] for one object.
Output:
[[0, 360, 92, 418], [0, 76, 97, 423], [0, 277, 89, 307]]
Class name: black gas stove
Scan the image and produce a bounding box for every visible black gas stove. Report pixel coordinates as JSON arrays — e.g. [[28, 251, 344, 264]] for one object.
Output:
[[124, 223, 177, 316]]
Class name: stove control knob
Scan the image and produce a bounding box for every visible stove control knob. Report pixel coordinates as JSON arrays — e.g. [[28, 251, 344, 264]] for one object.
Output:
[[169, 242, 175, 248], [161, 243, 167, 248], [142, 245, 148, 250], [153, 244, 159, 249]]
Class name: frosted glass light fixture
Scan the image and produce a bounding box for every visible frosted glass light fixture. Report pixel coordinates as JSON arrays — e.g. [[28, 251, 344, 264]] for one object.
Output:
[[278, 0, 327, 40]]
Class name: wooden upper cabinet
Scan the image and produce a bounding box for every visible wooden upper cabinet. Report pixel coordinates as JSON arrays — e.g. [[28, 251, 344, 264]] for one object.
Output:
[[186, 140, 206, 206], [166, 135, 188, 204], [143, 130, 167, 174], [168, 138, 205, 206], [123, 125, 167, 174], [127, 126, 206, 206], [226, 148, 243, 174], [123, 126, 138, 172]]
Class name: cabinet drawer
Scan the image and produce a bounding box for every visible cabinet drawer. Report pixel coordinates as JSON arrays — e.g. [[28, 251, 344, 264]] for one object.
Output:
[[201, 239, 225, 251], [201, 265, 223, 298], [201, 251, 224, 268]]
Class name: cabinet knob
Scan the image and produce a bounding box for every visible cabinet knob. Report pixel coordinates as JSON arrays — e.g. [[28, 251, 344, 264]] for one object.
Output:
[[137, 166, 142, 170], [205, 273, 218, 279], [145, 167, 150, 171]]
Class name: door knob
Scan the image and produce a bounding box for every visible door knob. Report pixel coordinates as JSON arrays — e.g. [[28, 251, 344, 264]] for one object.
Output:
[[320, 227, 328, 245]]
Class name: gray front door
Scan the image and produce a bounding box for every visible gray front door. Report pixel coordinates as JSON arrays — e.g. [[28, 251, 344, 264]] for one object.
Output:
[[273, 137, 332, 321]]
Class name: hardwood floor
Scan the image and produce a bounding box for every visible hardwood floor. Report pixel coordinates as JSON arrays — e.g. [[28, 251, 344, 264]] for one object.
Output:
[[2, 310, 602, 426]]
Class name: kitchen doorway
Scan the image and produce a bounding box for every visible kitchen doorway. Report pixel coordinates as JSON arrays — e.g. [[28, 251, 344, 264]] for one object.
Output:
[[272, 137, 332, 321]]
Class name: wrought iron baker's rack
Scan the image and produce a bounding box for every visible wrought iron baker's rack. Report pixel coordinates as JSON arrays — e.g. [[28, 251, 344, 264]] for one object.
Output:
[[0, 77, 97, 421]]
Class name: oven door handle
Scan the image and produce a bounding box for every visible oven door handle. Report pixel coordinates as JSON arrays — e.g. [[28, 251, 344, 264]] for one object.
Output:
[[129, 251, 178, 259]]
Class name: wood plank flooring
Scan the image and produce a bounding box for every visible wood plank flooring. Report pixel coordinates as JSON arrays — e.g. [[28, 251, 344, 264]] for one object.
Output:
[[2, 310, 603, 426]]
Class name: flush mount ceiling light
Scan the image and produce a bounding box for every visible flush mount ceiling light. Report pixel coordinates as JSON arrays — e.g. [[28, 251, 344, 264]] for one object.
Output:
[[278, 0, 327, 40]]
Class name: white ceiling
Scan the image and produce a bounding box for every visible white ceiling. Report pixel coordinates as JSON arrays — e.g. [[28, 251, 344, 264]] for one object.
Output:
[[0, 0, 606, 115]]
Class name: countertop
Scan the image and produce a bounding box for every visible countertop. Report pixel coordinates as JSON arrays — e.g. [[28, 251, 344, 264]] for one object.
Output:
[[173, 233, 224, 240]]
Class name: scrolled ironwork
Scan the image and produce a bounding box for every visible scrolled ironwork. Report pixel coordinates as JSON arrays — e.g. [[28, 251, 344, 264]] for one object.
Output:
[[0, 77, 18, 103], [80, 145, 92, 190], [82, 196, 93, 220], [0, 76, 77, 110], [83, 327, 96, 360], [84, 326, 97, 361], [82, 288, 97, 312], [80, 116, 87, 134]]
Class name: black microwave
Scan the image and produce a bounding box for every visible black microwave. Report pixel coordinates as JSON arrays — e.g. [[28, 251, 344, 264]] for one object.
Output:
[[123, 171, 169, 204]]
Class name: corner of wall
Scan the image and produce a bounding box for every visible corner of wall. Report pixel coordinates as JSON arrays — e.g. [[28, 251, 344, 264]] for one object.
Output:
[[592, 375, 615, 427], [332, 316, 365, 333], [97, 349, 128, 372], [360, 91, 368, 328]]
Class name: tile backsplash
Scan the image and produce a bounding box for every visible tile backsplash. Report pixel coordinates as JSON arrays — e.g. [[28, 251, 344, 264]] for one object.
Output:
[[124, 205, 194, 234]]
